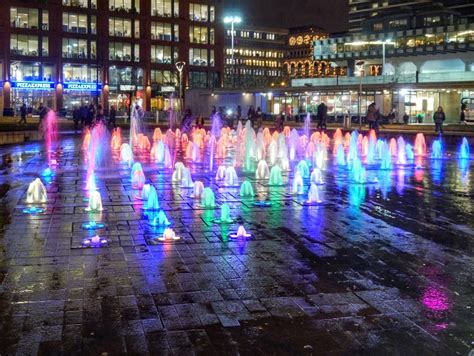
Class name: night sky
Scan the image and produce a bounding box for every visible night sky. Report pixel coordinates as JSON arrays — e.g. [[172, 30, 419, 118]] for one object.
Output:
[[221, 0, 348, 33]]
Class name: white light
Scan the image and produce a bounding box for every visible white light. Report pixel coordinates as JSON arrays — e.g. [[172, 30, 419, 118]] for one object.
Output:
[[400, 89, 408, 96], [227, 109, 232, 115], [224, 16, 242, 24], [267, 92, 273, 98]]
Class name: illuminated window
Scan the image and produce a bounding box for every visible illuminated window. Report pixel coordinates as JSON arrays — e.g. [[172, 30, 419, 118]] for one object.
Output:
[[42, 36, 48, 56], [63, 0, 96, 8], [109, 18, 132, 37], [63, 12, 88, 33], [10, 7, 39, 29], [109, 42, 132, 61], [63, 64, 98, 82], [151, 0, 177, 17], [11, 34, 39, 56], [190, 3, 213, 22], [151, 22, 172, 40], [62, 38, 88, 59], [189, 48, 208, 66], [150, 70, 177, 85], [151, 45, 172, 63], [190, 26, 209, 44], [109, 0, 139, 13]]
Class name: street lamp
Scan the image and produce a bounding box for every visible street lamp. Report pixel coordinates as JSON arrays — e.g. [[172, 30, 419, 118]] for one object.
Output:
[[224, 16, 242, 88], [355, 60, 365, 129], [175, 61, 185, 126]]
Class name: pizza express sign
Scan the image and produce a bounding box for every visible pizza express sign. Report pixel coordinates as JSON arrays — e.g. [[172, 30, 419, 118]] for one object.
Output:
[[11, 81, 55, 89], [64, 82, 102, 91]]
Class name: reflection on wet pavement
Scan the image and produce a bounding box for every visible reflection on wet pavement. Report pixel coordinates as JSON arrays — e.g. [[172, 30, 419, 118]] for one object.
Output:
[[0, 136, 472, 355]]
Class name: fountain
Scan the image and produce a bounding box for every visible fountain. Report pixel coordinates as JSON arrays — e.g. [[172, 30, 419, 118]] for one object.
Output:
[[431, 140, 443, 159], [303, 112, 311, 139], [336, 144, 346, 166], [405, 143, 414, 161], [130, 103, 145, 148], [268, 165, 284, 186], [143, 186, 160, 210], [304, 183, 322, 205], [139, 184, 152, 200], [157, 228, 181, 241], [148, 210, 171, 227], [150, 140, 165, 163], [41, 167, 55, 178], [310, 168, 324, 185], [292, 171, 305, 195], [215, 165, 226, 180], [201, 187, 216, 208], [82, 235, 108, 247], [43, 110, 58, 158], [396, 137, 407, 165], [229, 225, 252, 239], [190, 181, 205, 199], [26, 178, 47, 204], [351, 158, 366, 184], [380, 142, 393, 170], [163, 144, 173, 168], [240, 181, 255, 197], [214, 203, 234, 224], [268, 141, 278, 166], [295, 160, 310, 179], [414, 133, 427, 156], [256, 160, 270, 180], [172, 162, 186, 182], [180, 168, 194, 188], [111, 128, 122, 150], [85, 191, 103, 211], [131, 162, 146, 189], [459, 137, 470, 159], [120, 143, 134, 166], [81, 220, 106, 230], [85, 171, 97, 192], [288, 129, 299, 161], [224, 167, 239, 187], [280, 157, 290, 172]]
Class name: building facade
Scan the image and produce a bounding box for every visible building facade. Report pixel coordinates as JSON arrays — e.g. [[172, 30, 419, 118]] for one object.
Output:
[[287, 3, 474, 123], [223, 25, 288, 89], [0, 0, 224, 115]]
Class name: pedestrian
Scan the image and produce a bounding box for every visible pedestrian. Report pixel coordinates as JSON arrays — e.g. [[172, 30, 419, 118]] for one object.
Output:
[[275, 112, 284, 132], [460, 102, 466, 125], [211, 105, 217, 118], [72, 106, 81, 130], [109, 105, 117, 128], [86, 104, 95, 127], [366, 103, 378, 131], [19, 103, 27, 125], [403, 112, 409, 124], [433, 106, 446, 134], [316, 102, 327, 130], [247, 105, 256, 128], [80, 104, 88, 127], [38, 103, 47, 126], [236, 105, 242, 121]]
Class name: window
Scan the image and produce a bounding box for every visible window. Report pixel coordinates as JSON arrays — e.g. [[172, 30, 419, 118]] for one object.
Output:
[[151, 0, 173, 17], [42, 37, 48, 56], [109, 42, 132, 61], [63, 0, 95, 8], [109, 0, 139, 13], [151, 22, 173, 41], [174, 24, 179, 41], [190, 26, 208, 44], [150, 70, 177, 85], [373, 23, 383, 31], [189, 48, 208, 66], [62, 38, 88, 59], [209, 49, 214, 67], [63, 64, 98, 82], [266, 33, 275, 40], [424, 16, 441, 27], [42, 10, 49, 30], [91, 41, 96, 59], [189, 71, 207, 88], [109, 18, 132, 37], [63, 12, 88, 33], [108, 66, 143, 86], [189, 3, 211, 22], [151, 45, 172, 63], [10, 35, 39, 56], [388, 19, 408, 29], [134, 19, 140, 38], [10, 61, 41, 81], [91, 15, 97, 34], [134, 44, 140, 62], [10, 7, 39, 29]]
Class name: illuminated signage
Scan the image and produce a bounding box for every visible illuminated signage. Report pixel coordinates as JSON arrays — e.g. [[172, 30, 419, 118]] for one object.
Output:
[[64, 82, 102, 91], [11, 81, 55, 90], [161, 86, 176, 92], [119, 85, 136, 91]]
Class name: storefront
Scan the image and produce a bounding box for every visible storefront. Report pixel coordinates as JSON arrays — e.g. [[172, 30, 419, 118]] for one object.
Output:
[[63, 82, 102, 113], [10, 80, 55, 114]]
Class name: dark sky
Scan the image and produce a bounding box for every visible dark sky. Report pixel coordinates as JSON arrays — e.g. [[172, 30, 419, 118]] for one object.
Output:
[[221, 0, 348, 33]]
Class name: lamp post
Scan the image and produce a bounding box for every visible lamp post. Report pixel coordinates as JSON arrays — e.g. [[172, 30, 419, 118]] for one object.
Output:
[[356, 60, 365, 129], [175, 61, 185, 123], [224, 16, 242, 88]]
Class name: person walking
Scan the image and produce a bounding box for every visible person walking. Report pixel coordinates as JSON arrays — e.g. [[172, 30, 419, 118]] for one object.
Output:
[[247, 105, 256, 128], [316, 102, 327, 130], [433, 106, 446, 134], [366, 103, 378, 131], [403, 112, 409, 124], [19, 103, 27, 125], [72, 106, 81, 130], [109, 105, 117, 128], [86, 104, 95, 127], [38, 103, 47, 127], [236, 105, 242, 121], [80, 104, 88, 127]]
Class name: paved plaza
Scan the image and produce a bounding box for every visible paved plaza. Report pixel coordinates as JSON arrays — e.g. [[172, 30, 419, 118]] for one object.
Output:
[[0, 133, 472, 355]]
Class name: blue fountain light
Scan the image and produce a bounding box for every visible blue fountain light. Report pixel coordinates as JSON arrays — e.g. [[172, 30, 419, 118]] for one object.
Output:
[[81, 221, 106, 230], [23, 206, 44, 214]]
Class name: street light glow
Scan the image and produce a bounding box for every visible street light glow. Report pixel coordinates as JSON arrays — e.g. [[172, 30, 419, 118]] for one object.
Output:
[[224, 16, 242, 24]]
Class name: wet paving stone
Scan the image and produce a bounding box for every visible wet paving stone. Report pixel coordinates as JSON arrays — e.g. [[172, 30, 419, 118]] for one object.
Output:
[[0, 136, 472, 354]]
